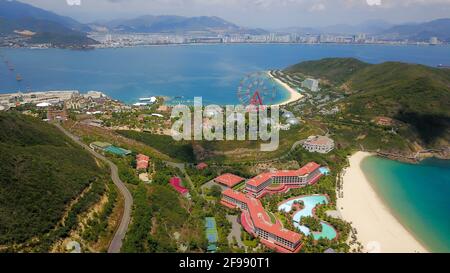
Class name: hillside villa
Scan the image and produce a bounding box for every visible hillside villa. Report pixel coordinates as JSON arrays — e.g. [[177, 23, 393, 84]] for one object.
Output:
[[302, 135, 335, 154]]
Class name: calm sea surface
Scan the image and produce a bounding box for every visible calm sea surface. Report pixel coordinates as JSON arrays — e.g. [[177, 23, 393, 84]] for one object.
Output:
[[1, 44, 450, 104]]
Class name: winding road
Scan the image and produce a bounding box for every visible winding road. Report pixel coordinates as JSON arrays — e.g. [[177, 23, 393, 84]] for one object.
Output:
[[54, 123, 133, 253]]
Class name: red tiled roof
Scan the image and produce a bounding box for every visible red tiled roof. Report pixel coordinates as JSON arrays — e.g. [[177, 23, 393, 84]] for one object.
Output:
[[222, 189, 302, 244], [196, 162, 208, 170], [169, 177, 189, 195], [136, 160, 149, 170], [215, 173, 245, 188], [136, 154, 150, 161], [246, 162, 321, 188]]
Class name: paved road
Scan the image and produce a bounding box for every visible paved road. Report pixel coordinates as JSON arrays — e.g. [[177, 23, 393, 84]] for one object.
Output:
[[54, 123, 133, 253], [226, 215, 246, 250]]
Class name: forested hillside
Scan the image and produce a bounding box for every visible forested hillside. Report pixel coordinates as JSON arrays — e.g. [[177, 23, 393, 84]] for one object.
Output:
[[0, 112, 107, 251]]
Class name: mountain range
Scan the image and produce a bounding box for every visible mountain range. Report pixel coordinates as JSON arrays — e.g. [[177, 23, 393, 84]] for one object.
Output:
[[276, 20, 394, 35], [380, 18, 450, 42], [90, 15, 267, 35], [0, 0, 96, 47], [276, 19, 450, 42], [1, 0, 450, 46]]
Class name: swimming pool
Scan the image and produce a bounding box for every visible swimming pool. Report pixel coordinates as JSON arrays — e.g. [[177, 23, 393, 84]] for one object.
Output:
[[278, 195, 337, 240]]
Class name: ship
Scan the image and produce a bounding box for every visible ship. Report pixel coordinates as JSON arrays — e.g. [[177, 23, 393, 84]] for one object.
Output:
[[16, 74, 22, 81]]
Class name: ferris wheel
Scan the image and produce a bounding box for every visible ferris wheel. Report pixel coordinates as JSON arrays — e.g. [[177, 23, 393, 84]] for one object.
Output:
[[237, 71, 277, 108]]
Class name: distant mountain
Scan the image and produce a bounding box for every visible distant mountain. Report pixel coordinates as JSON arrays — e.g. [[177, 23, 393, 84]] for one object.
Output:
[[273, 26, 321, 35], [95, 15, 268, 35], [381, 18, 450, 42], [320, 20, 393, 35], [274, 20, 392, 35], [0, 0, 96, 47]]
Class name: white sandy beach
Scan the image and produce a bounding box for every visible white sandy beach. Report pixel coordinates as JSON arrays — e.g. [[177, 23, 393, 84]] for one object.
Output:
[[338, 152, 429, 253], [267, 71, 303, 106]]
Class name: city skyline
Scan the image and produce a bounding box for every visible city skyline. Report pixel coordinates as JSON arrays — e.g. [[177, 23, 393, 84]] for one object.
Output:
[[17, 0, 450, 28]]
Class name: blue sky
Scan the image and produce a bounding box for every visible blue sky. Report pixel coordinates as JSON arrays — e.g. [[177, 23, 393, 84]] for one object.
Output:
[[19, 0, 450, 28]]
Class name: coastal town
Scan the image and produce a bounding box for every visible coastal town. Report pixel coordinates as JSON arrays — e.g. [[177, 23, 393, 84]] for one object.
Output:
[[3, 30, 447, 50]]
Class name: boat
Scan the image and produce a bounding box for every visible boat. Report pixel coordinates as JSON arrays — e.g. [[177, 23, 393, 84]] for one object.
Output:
[[16, 74, 22, 81]]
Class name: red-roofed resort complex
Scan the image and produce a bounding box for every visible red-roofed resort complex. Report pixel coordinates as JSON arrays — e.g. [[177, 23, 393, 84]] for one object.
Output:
[[218, 162, 328, 253], [245, 162, 323, 198], [221, 189, 303, 253]]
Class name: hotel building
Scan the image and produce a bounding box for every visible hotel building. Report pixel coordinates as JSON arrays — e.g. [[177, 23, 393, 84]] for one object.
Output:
[[221, 189, 303, 253], [302, 136, 335, 154], [214, 173, 245, 188], [245, 162, 323, 198], [301, 78, 320, 92]]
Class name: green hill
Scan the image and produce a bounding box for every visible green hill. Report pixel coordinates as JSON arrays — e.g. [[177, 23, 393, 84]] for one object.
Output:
[[286, 58, 450, 146], [0, 112, 106, 250], [0, 0, 97, 48], [285, 58, 370, 84]]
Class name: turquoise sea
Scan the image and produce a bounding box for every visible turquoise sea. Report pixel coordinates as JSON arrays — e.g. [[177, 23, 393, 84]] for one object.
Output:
[[1, 44, 450, 104], [361, 157, 450, 253]]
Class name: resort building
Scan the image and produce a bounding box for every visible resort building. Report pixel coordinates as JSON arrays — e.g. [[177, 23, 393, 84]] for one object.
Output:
[[136, 154, 150, 171], [196, 162, 209, 171], [373, 116, 395, 127], [214, 173, 245, 188], [169, 177, 190, 197], [46, 108, 68, 121], [221, 189, 303, 253], [301, 78, 320, 92], [302, 136, 335, 154], [245, 162, 323, 198]]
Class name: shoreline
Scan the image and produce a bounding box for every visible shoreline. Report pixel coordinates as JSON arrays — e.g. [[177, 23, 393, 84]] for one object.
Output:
[[266, 71, 304, 106], [337, 151, 429, 253]]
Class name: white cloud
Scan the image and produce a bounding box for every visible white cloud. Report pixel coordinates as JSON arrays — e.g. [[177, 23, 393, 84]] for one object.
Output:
[[66, 0, 81, 6], [309, 3, 326, 12]]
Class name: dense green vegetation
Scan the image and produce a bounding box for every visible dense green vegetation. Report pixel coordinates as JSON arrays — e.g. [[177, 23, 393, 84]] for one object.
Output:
[[82, 181, 118, 250], [117, 130, 195, 162], [286, 58, 450, 147], [0, 112, 107, 250], [186, 165, 218, 189], [300, 216, 322, 232], [122, 183, 207, 253], [285, 58, 370, 84]]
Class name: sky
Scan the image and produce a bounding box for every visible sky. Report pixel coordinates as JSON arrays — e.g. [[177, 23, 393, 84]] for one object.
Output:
[[18, 0, 450, 28]]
